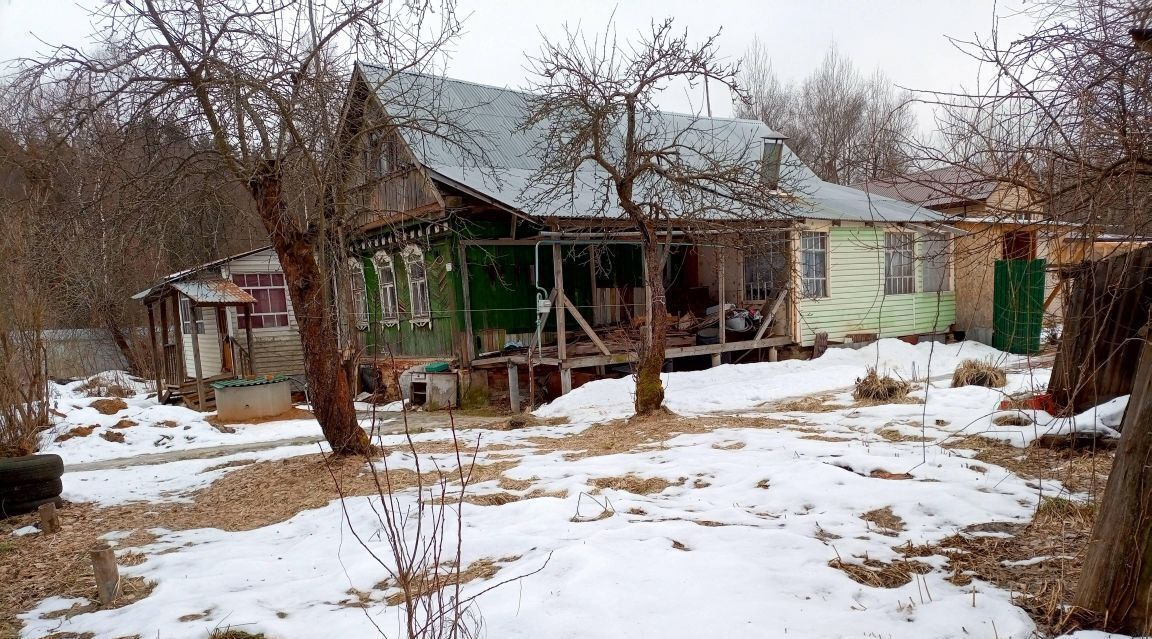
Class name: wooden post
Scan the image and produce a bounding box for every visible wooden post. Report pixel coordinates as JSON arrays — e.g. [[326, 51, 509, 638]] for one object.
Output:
[[38, 502, 60, 533], [147, 304, 162, 396], [553, 245, 571, 394], [170, 293, 186, 380], [158, 299, 170, 384], [457, 244, 476, 365], [768, 346, 779, 362], [243, 304, 255, 376], [713, 250, 726, 367], [188, 297, 206, 411], [507, 361, 520, 412], [90, 544, 121, 605]]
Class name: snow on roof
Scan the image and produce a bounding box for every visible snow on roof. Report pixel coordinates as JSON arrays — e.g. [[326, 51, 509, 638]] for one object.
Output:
[[360, 67, 943, 225]]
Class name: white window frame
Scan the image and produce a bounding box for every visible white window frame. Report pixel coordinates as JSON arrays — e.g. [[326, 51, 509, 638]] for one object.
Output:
[[372, 252, 400, 326], [921, 232, 952, 293], [348, 257, 369, 331], [885, 232, 917, 295], [232, 272, 291, 329], [402, 245, 432, 326], [800, 231, 829, 299], [179, 297, 205, 335]]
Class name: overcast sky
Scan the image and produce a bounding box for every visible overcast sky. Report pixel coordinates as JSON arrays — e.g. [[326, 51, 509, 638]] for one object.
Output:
[[1, 0, 1035, 125]]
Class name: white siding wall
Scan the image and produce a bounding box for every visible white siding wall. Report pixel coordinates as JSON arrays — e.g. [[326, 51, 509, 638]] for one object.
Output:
[[223, 249, 306, 375]]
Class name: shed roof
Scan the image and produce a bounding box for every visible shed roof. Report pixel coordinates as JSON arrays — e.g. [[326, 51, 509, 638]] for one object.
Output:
[[133, 246, 272, 302], [851, 166, 999, 210], [360, 66, 944, 225], [172, 280, 257, 306]]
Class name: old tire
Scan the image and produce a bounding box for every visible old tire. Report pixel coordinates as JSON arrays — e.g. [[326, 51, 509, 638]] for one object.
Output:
[[0, 454, 64, 519]]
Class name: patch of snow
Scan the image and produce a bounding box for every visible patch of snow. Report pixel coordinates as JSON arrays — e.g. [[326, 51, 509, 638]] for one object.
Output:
[[11, 526, 39, 537], [535, 338, 1022, 422]]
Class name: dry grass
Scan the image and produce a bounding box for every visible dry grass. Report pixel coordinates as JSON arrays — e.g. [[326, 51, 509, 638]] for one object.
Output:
[[208, 630, 266, 639], [951, 359, 1008, 388], [774, 394, 843, 413], [591, 475, 676, 495], [88, 398, 127, 415], [925, 438, 1114, 634], [861, 506, 906, 536], [99, 431, 125, 444], [876, 427, 930, 443], [110, 419, 137, 429], [54, 425, 96, 442], [828, 556, 932, 588], [528, 413, 792, 460], [993, 412, 1033, 426], [380, 558, 507, 607], [944, 435, 1113, 496], [853, 369, 911, 403], [0, 453, 518, 635]]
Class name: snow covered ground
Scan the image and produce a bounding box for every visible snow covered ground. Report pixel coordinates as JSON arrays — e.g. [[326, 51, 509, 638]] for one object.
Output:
[[11, 344, 1132, 639], [41, 373, 385, 465], [535, 339, 1027, 422]]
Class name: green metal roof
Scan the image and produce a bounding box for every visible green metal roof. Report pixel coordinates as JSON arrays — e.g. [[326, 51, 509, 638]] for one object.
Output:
[[211, 375, 290, 389]]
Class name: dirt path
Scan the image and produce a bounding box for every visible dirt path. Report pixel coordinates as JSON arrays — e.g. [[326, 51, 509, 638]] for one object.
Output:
[[66, 411, 506, 472]]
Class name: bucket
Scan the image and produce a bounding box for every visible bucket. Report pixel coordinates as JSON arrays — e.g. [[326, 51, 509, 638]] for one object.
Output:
[[696, 327, 720, 345]]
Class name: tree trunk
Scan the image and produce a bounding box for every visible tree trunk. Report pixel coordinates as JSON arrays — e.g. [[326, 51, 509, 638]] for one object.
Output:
[[634, 240, 667, 416], [1073, 326, 1152, 634], [249, 161, 370, 456]]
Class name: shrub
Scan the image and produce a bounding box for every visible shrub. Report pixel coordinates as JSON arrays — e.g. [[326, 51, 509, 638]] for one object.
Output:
[[951, 359, 1007, 388], [853, 368, 911, 402]]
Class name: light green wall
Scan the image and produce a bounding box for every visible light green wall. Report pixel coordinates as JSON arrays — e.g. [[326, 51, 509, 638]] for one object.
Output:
[[797, 226, 956, 345]]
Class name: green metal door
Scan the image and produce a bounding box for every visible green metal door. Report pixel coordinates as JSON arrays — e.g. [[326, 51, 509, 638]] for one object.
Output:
[[993, 259, 1046, 354]]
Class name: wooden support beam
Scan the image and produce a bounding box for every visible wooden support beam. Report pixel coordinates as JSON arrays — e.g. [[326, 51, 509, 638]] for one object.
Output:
[[188, 297, 206, 411], [552, 245, 567, 367], [507, 361, 520, 412], [243, 304, 255, 375], [147, 304, 162, 396], [457, 244, 476, 364], [562, 293, 610, 356], [754, 285, 791, 341], [714, 251, 726, 367], [90, 544, 121, 605], [560, 336, 792, 370], [170, 294, 186, 380]]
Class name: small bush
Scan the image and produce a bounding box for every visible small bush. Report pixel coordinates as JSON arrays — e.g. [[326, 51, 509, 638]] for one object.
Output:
[[951, 359, 1007, 389], [852, 368, 911, 402]]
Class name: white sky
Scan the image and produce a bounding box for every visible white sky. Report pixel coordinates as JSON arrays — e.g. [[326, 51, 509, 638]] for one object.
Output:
[[0, 0, 1036, 126]]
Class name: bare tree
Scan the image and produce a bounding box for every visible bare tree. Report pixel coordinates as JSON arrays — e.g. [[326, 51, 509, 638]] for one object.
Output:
[[522, 20, 792, 416], [735, 40, 917, 185], [13, 0, 463, 454], [915, 0, 1152, 632]]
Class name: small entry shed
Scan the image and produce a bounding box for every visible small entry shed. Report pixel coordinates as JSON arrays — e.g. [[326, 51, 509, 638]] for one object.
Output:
[[137, 279, 257, 410]]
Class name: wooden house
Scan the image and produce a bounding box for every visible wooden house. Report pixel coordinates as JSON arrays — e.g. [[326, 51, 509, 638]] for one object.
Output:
[[853, 166, 1088, 345], [133, 247, 305, 409], [337, 68, 958, 407]]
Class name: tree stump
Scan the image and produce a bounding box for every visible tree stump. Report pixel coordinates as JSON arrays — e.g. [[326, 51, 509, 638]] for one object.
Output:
[[89, 544, 121, 605], [37, 502, 61, 534]]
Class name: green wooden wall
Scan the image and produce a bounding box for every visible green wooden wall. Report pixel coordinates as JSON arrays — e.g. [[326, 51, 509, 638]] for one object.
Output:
[[361, 238, 463, 358], [797, 226, 956, 345]]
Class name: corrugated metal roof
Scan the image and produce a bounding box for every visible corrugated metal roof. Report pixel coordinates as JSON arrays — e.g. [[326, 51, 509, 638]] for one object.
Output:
[[133, 246, 273, 301], [851, 166, 999, 210], [172, 280, 257, 305], [361, 67, 943, 225]]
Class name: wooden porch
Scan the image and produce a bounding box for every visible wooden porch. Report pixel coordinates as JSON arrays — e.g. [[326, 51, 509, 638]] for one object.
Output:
[[465, 240, 793, 409]]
